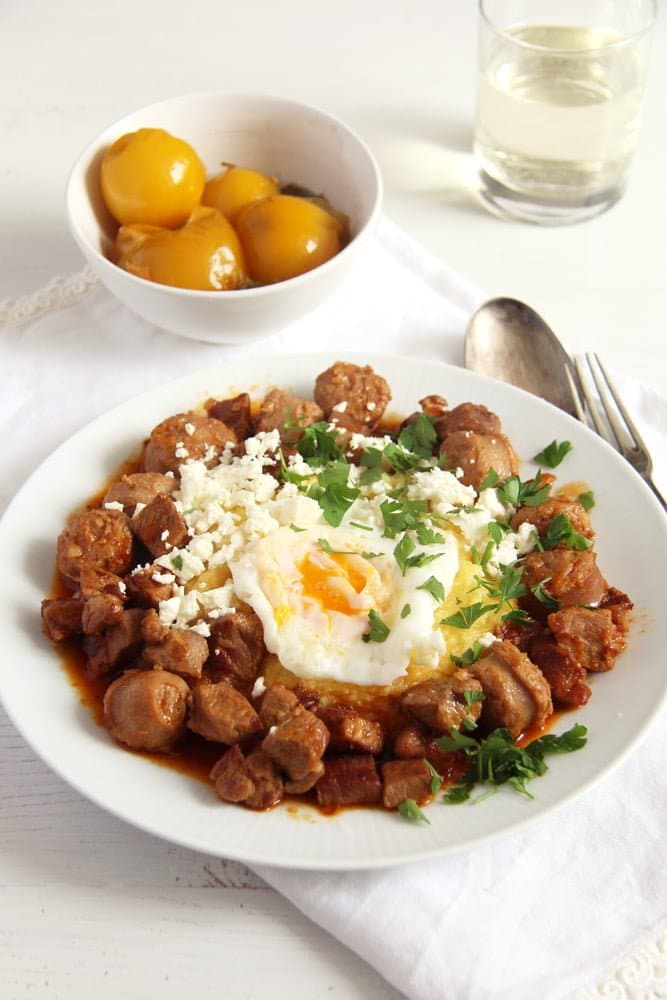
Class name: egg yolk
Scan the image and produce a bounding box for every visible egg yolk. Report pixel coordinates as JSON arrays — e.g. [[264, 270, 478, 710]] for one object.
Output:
[[235, 194, 344, 284], [100, 127, 205, 228], [299, 551, 372, 616]]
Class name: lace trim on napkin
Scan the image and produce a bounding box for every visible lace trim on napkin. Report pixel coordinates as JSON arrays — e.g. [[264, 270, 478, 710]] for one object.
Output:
[[1, 269, 665, 1000], [0, 267, 98, 327], [571, 921, 666, 999]]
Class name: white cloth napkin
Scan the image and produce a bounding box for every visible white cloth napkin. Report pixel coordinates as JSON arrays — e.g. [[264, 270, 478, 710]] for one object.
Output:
[[2, 216, 665, 1000]]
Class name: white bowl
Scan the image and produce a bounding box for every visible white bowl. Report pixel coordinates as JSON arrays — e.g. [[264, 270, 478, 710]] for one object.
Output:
[[66, 93, 382, 343]]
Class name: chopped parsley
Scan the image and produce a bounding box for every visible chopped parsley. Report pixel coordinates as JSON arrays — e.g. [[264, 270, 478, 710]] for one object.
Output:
[[441, 602, 497, 629], [531, 578, 560, 612], [498, 472, 552, 509], [170, 554, 184, 571], [400, 603, 411, 619], [532, 439, 573, 468], [450, 641, 484, 667], [417, 576, 445, 602], [475, 562, 526, 609], [295, 421, 343, 466], [398, 798, 430, 824], [423, 759, 443, 795], [539, 513, 591, 551], [578, 490, 595, 511], [362, 609, 391, 643], [310, 462, 360, 526], [440, 724, 588, 803]]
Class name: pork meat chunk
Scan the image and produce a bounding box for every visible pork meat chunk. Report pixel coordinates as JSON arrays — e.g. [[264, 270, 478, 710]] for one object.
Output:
[[528, 634, 592, 707], [206, 606, 265, 691], [316, 755, 383, 808], [401, 670, 483, 734], [144, 624, 209, 681], [468, 640, 553, 738], [381, 759, 432, 809], [103, 668, 189, 751], [206, 393, 253, 442], [259, 683, 300, 728], [188, 682, 262, 744], [103, 472, 176, 512], [261, 706, 329, 781], [84, 608, 145, 679], [253, 388, 323, 444], [132, 494, 188, 558], [41, 597, 84, 641], [316, 705, 384, 754], [548, 606, 627, 673]]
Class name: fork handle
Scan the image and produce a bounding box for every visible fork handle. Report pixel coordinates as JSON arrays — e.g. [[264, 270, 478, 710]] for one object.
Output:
[[643, 474, 667, 513]]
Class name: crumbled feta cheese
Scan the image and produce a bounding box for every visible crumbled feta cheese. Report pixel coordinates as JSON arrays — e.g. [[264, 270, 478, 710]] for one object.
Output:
[[103, 500, 125, 512], [251, 676, 267, 699], [184, 422, 196, 436], [331, 400, 348, 413]]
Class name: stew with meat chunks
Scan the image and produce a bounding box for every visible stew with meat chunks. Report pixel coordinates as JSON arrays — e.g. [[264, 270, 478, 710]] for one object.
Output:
[[42, 361, 632, 819]]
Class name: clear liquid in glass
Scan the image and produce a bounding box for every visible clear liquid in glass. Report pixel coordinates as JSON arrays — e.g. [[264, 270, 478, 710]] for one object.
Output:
[[475, 24, 644, 223]]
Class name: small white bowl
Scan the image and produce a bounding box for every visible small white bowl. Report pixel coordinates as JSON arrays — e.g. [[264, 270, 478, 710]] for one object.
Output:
[[66, 93, 382, 343]]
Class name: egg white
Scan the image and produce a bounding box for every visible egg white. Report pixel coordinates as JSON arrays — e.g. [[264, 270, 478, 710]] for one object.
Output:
[[229, 524, 458, 686]]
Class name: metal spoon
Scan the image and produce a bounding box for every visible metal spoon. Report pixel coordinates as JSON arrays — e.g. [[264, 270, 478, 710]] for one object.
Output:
[[464, 297, 577, 416]]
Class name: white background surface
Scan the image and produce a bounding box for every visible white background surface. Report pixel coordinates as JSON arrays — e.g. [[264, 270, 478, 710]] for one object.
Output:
[[1, 2, 666, 998]]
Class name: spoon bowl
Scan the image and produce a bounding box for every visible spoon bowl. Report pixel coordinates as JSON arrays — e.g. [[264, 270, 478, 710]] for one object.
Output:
[[465, 297, 577, 416]]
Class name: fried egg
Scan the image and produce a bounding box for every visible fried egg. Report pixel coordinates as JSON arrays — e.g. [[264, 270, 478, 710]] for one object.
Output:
[[229, 524, 458, 686]]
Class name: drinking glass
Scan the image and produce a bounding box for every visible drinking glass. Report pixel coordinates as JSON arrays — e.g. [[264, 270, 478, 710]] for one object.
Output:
[[474, 0, 656, 225]]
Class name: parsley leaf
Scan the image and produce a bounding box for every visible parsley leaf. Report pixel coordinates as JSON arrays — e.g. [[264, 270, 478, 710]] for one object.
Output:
[[380, 498, 429, 538], [393, 534, 416, 575], [400, 603, 411, 619], [450, 641, 484, 667], [362, 609, 391, 643], [498, 472, 552, 509], [532, 439, 573, 468], [475, 562, 526, 608], [295, 421, 343, 466], [531, 579, 560, 612], [397, 412, 438, 458], [289, 523, 306, 533], [540, 513, 592, 551], [502, 608, 534, 626], [397, 798, 430, 824], [439, 724, 587, 803], [441, 602, 497, 629], [310, 462, 360, 527], [479, 468, 500, 491], [578, 490, 595, 512], [417, 576, 445, 602], [423, 759, 443, 795], [170, 554, 184, 571]]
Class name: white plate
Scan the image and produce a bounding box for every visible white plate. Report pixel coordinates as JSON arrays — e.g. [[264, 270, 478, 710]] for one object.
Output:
[[1, 352, 665, 870]]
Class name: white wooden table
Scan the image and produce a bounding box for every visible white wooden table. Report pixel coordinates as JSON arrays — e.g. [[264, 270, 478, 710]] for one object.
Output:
[[2, 3, 666, 997]]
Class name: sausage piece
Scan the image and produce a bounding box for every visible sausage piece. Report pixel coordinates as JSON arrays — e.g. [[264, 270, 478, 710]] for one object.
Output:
[[512, 498, 593, 542], [468, 640, 553, 738], [440, 430, 519, 492], [401, 670, 483, 734], [56, 509, 133, 584], [435, 402, 501, 438], [103, 668, 189, 751], [313, 361, 391, 429], [142, 412, 236, 475], [521, 549, 607, 614]]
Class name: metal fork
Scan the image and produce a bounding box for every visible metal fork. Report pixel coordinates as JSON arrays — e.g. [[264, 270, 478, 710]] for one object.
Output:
[[565, 353, 666, 513]]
